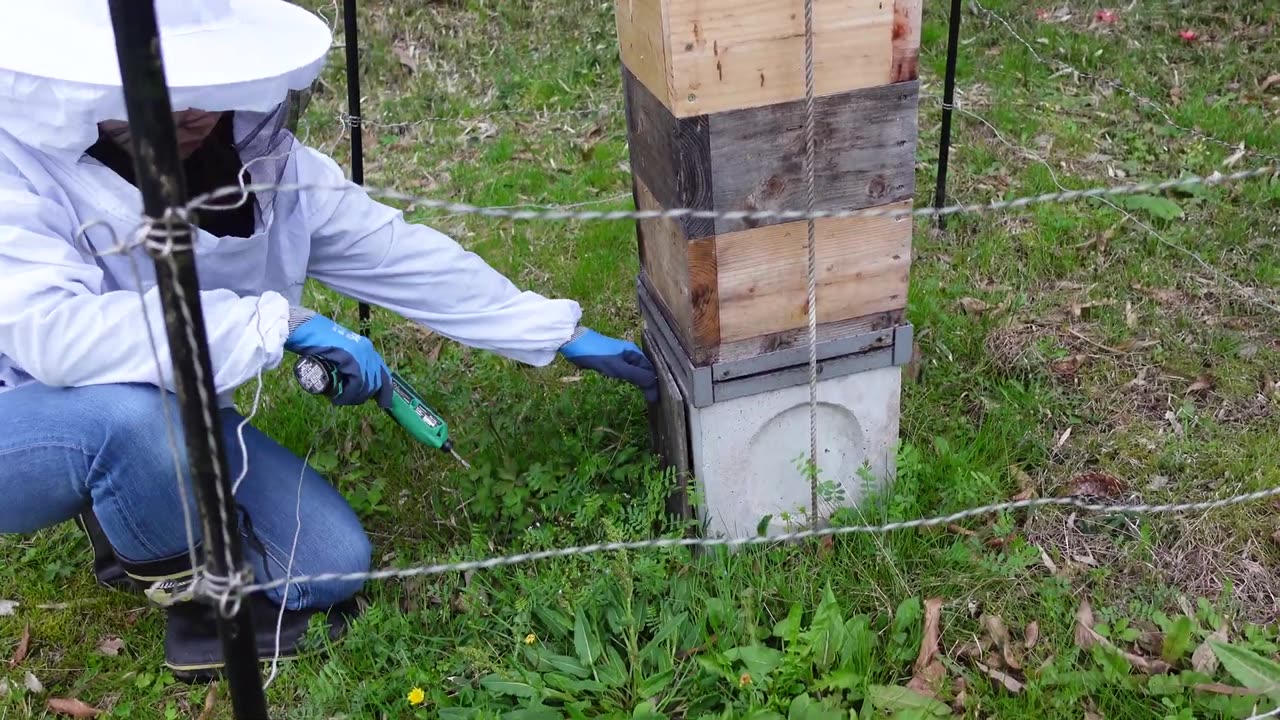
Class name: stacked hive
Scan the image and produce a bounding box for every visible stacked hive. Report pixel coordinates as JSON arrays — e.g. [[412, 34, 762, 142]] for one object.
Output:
[[613, 0, 922, 536]]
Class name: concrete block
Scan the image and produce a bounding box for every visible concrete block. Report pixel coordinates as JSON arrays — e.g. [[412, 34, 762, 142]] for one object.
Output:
[[690, 364, 900, 538]]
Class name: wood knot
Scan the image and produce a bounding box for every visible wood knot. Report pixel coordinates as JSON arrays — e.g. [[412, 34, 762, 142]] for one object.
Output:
[[868, 175, 888, 199]]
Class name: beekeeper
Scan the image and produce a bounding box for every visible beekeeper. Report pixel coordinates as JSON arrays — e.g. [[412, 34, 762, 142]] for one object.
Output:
[[0, 0, 657, 682]]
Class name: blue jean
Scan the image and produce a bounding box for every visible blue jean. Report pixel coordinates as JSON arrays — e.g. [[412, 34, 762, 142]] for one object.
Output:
[[0, 382, 371, 609]]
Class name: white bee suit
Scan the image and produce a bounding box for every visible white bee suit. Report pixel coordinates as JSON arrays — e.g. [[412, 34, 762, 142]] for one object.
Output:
[[0, 117, 583, 405]]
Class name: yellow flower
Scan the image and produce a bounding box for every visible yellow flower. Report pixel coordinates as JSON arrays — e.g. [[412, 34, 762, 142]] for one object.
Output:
[[407, 687, 426, 706], [524, 633, 537, 645], [738, 672, 752, 687]]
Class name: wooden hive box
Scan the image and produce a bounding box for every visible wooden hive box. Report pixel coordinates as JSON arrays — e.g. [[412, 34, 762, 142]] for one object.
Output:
[[616, 0, 922, 367]]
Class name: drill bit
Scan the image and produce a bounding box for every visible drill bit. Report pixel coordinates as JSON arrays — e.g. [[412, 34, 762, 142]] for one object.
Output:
[[449, 448, 471, 470]]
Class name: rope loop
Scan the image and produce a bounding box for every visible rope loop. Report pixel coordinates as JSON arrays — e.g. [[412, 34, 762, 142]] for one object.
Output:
[[141, 207, 196, 257]]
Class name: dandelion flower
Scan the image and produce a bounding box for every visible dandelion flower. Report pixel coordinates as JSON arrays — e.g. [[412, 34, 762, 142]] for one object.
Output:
[[408, 687, 426, 706], [524, 633, 537, 645]]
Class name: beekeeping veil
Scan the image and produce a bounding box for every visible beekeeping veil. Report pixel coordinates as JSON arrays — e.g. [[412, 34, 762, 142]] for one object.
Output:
[[0, 0, 332, 222]]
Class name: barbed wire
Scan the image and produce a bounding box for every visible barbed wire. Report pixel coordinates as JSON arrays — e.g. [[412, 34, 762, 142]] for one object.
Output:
[[207, 480, 1280, 600], [173, 163, 1275, 227], [952, 100, 1280, 316]]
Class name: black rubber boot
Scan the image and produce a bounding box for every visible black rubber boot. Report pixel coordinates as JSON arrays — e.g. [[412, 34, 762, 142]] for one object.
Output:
[[163, 593, 364, 684], [116, 545, 363, 683], [74, 512, 140, 593]]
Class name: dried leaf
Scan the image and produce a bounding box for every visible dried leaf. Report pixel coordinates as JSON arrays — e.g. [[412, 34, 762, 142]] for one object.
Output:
[[982, 614, 1022, 670], [1065, 471, 1126, 498], [197, 685, 219, 720], [959, 297, 989, 315], [24, 671, 44, 694], [946, 523, 978, 537], [1125, 301, 1139, 329], [1261, 73, 1280, 93], [10, 624, 30, 668], [1186, 374, 1215, 395], [392, 43, 418, 74], [914, 598, 944, 673], [1193, 628, 1229, 674], [1037, 545, 1060, 575], [1055, 427, 1072, 450], [956, 640, 986, 660], [1070, 299, 1116, 320], [1075, 601, 1099, 649], [1084, 712, 1103, 720], [905, 342, 925, 383], [46, 698, 102, 718], [1050, 354, 1088, 377], [1025, 622, 1041, 650], [1074, 600, 1172, 674], [96, 636, 124, 657], [0, 600, 16, 617], [1012, 466, 1037, 499], [560, 375, 584, 384], [975, 661, 1024, 693], [908, 598, 946, 697]]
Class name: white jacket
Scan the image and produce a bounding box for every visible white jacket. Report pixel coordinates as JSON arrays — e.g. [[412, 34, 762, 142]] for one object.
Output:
[[0, 113, 582, 406]]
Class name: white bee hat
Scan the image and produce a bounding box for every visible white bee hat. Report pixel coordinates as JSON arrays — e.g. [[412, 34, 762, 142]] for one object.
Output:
[[0, 0, 333, 153]]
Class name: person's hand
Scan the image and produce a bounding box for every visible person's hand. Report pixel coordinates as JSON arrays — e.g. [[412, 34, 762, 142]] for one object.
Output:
[[559, 327, 658, 403], [284, 308, 393, 408]]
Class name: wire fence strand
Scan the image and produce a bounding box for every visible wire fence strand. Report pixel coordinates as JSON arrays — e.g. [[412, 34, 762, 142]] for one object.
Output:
[[216, 479, 1280, 599]]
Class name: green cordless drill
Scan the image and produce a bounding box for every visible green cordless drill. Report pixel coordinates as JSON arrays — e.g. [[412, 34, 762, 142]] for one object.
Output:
[[293, 355, 470, 469]]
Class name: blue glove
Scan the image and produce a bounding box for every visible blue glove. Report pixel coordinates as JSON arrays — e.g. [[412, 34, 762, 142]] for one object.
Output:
[[284, 308, 393, 408], [559, 327, 658, 404]]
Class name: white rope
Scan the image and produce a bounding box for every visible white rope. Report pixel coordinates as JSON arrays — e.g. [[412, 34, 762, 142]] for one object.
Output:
[[262, 444, 310, 690], [801, 0, 820, 522]]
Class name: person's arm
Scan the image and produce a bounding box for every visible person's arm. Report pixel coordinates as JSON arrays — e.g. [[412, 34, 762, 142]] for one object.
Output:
[[296, 145, 582, 367], [0, 164, 292, 393]]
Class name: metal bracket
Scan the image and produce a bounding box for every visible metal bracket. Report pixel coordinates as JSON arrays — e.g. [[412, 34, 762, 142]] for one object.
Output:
[[637, 277, 913, 408]]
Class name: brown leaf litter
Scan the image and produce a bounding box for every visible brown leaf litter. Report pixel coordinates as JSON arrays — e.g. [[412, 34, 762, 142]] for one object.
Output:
[[1075, 600, 1173, 674], [9, 624, 30, 668], [907, 598, 946, 697], [1063, 471, 1127, 499], [46, 698, 102, 718]]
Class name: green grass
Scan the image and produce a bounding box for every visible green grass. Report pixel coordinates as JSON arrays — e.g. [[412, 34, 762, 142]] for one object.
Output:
[[5, 0, 1280, 717]]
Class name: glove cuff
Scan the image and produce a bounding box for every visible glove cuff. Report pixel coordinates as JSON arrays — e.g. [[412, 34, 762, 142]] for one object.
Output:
[[287, 306, 317, 334]]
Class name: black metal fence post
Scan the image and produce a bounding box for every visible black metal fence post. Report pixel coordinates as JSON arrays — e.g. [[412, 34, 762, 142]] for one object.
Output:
[[933, 0, 964, 230], [344, 0, 372, 336], [106, 2, 270, 717]]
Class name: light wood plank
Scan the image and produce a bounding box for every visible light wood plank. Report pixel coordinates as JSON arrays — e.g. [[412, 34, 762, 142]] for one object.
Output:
[[715, 201, 912, 343], [688, 236, 720, 355], [615, 0, 674, 109], [666, 0, 899, 117]]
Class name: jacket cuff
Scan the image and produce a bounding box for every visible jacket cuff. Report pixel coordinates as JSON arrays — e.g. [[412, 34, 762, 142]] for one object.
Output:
[[287, 306, 316, 334], [563, 325, 590, 347]]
